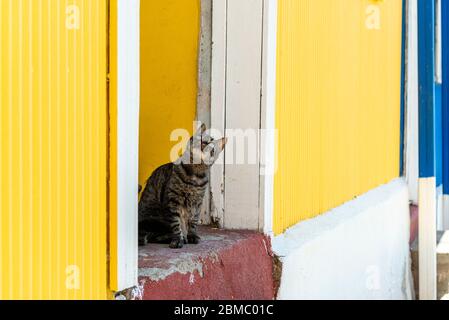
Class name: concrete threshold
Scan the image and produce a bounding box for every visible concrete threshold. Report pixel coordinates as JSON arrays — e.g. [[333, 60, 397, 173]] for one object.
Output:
[[136, 226, 277, 300]]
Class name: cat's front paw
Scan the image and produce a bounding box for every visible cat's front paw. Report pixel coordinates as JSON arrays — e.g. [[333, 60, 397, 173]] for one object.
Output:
[[169, 238, 184, 249], [187, 234, 201, 244]]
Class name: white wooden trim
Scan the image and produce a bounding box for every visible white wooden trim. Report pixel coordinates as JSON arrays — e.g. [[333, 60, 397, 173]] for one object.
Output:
[[116, 0, 140, 291], [405, 0, 419, 204], [443, 195, 449, 230], [211, 0, 270, 231], [210, 0, 227, 227], [224, 0, 264, 230], [260, 0, 278, 237], [437, 186, 444, 231], [419, 177, 437, 300]]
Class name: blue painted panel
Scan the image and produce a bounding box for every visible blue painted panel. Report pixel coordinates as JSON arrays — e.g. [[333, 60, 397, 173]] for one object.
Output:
[[443, 0, 449, 194], [418, 0, 436, 178], [400, 0, 407, 177]]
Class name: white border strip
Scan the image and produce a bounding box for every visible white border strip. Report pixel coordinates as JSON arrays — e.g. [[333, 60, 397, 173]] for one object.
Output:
[[116, 0, 140, 291], [444, 195, 449, 230], [260, 0, 278, 237], [419, 177, 437, 300], [405, 0, 419, 204], [437, 185, 444, 231]]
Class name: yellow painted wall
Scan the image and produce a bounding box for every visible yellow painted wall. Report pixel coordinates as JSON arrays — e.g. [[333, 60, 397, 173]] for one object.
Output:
[[0, 0, 108, 299], [274, 0, 403, 234], [139, 0, 199, 184]]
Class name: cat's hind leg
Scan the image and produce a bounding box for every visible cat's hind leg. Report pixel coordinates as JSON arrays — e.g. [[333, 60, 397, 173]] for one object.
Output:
[[138, 216, 171, 246], [139, 232, 172, 245]]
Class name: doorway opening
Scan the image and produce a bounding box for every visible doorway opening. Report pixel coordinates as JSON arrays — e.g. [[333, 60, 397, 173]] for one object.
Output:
[[112, 0, 272, 298]]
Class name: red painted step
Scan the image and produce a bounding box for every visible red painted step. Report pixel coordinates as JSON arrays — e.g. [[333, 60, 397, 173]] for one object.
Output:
[[137, 227, 276, 300]]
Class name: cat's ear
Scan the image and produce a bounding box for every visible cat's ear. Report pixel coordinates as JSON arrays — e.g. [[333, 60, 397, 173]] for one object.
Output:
[[204, 137, 228, 165], [215, 137, 228, 153], [193, 123, 207, 138]]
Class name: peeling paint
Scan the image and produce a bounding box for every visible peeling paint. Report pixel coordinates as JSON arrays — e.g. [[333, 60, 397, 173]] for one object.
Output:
[[139, 253, 206, 281], [197, 0, 213, 225], [131, 281, 146, 300], [114, 280, 146, 301], [189, 273, 196, 285]]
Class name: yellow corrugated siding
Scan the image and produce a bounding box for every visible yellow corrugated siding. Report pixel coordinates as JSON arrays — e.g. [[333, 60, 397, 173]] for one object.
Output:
[[273, 0, 403, 235], [139, 0, 199, 185], [0, 0, 108, 299]]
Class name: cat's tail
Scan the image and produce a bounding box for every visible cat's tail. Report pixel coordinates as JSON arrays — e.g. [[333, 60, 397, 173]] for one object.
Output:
[[139, 232, 172, 246]]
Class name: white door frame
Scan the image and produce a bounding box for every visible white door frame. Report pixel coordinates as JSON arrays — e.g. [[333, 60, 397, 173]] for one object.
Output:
[[111, 0, 140, 292], [112, 0, 277, 291], [211, 0, 277, 234]]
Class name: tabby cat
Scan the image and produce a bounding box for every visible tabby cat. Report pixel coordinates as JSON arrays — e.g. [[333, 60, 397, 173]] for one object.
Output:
[[138, 124, 227, 249]]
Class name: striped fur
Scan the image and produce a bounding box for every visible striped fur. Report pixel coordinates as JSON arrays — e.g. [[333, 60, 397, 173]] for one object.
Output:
[[138, 124, 227, 249]]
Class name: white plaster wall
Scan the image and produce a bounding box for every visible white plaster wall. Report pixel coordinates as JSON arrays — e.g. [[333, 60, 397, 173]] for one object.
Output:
[[273, 178, 413, 300]]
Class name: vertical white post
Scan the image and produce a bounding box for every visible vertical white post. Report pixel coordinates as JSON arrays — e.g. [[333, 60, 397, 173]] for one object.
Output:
[[224, 0, 264, 230], [417, 0, 437, 301], [115, 0, 140, 291], [419, 178, 437, 300], [434, 0, 444, 233], [444, 195, 449, 229], [406, 0, 419, 204], [260, 0, 278, 237]]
